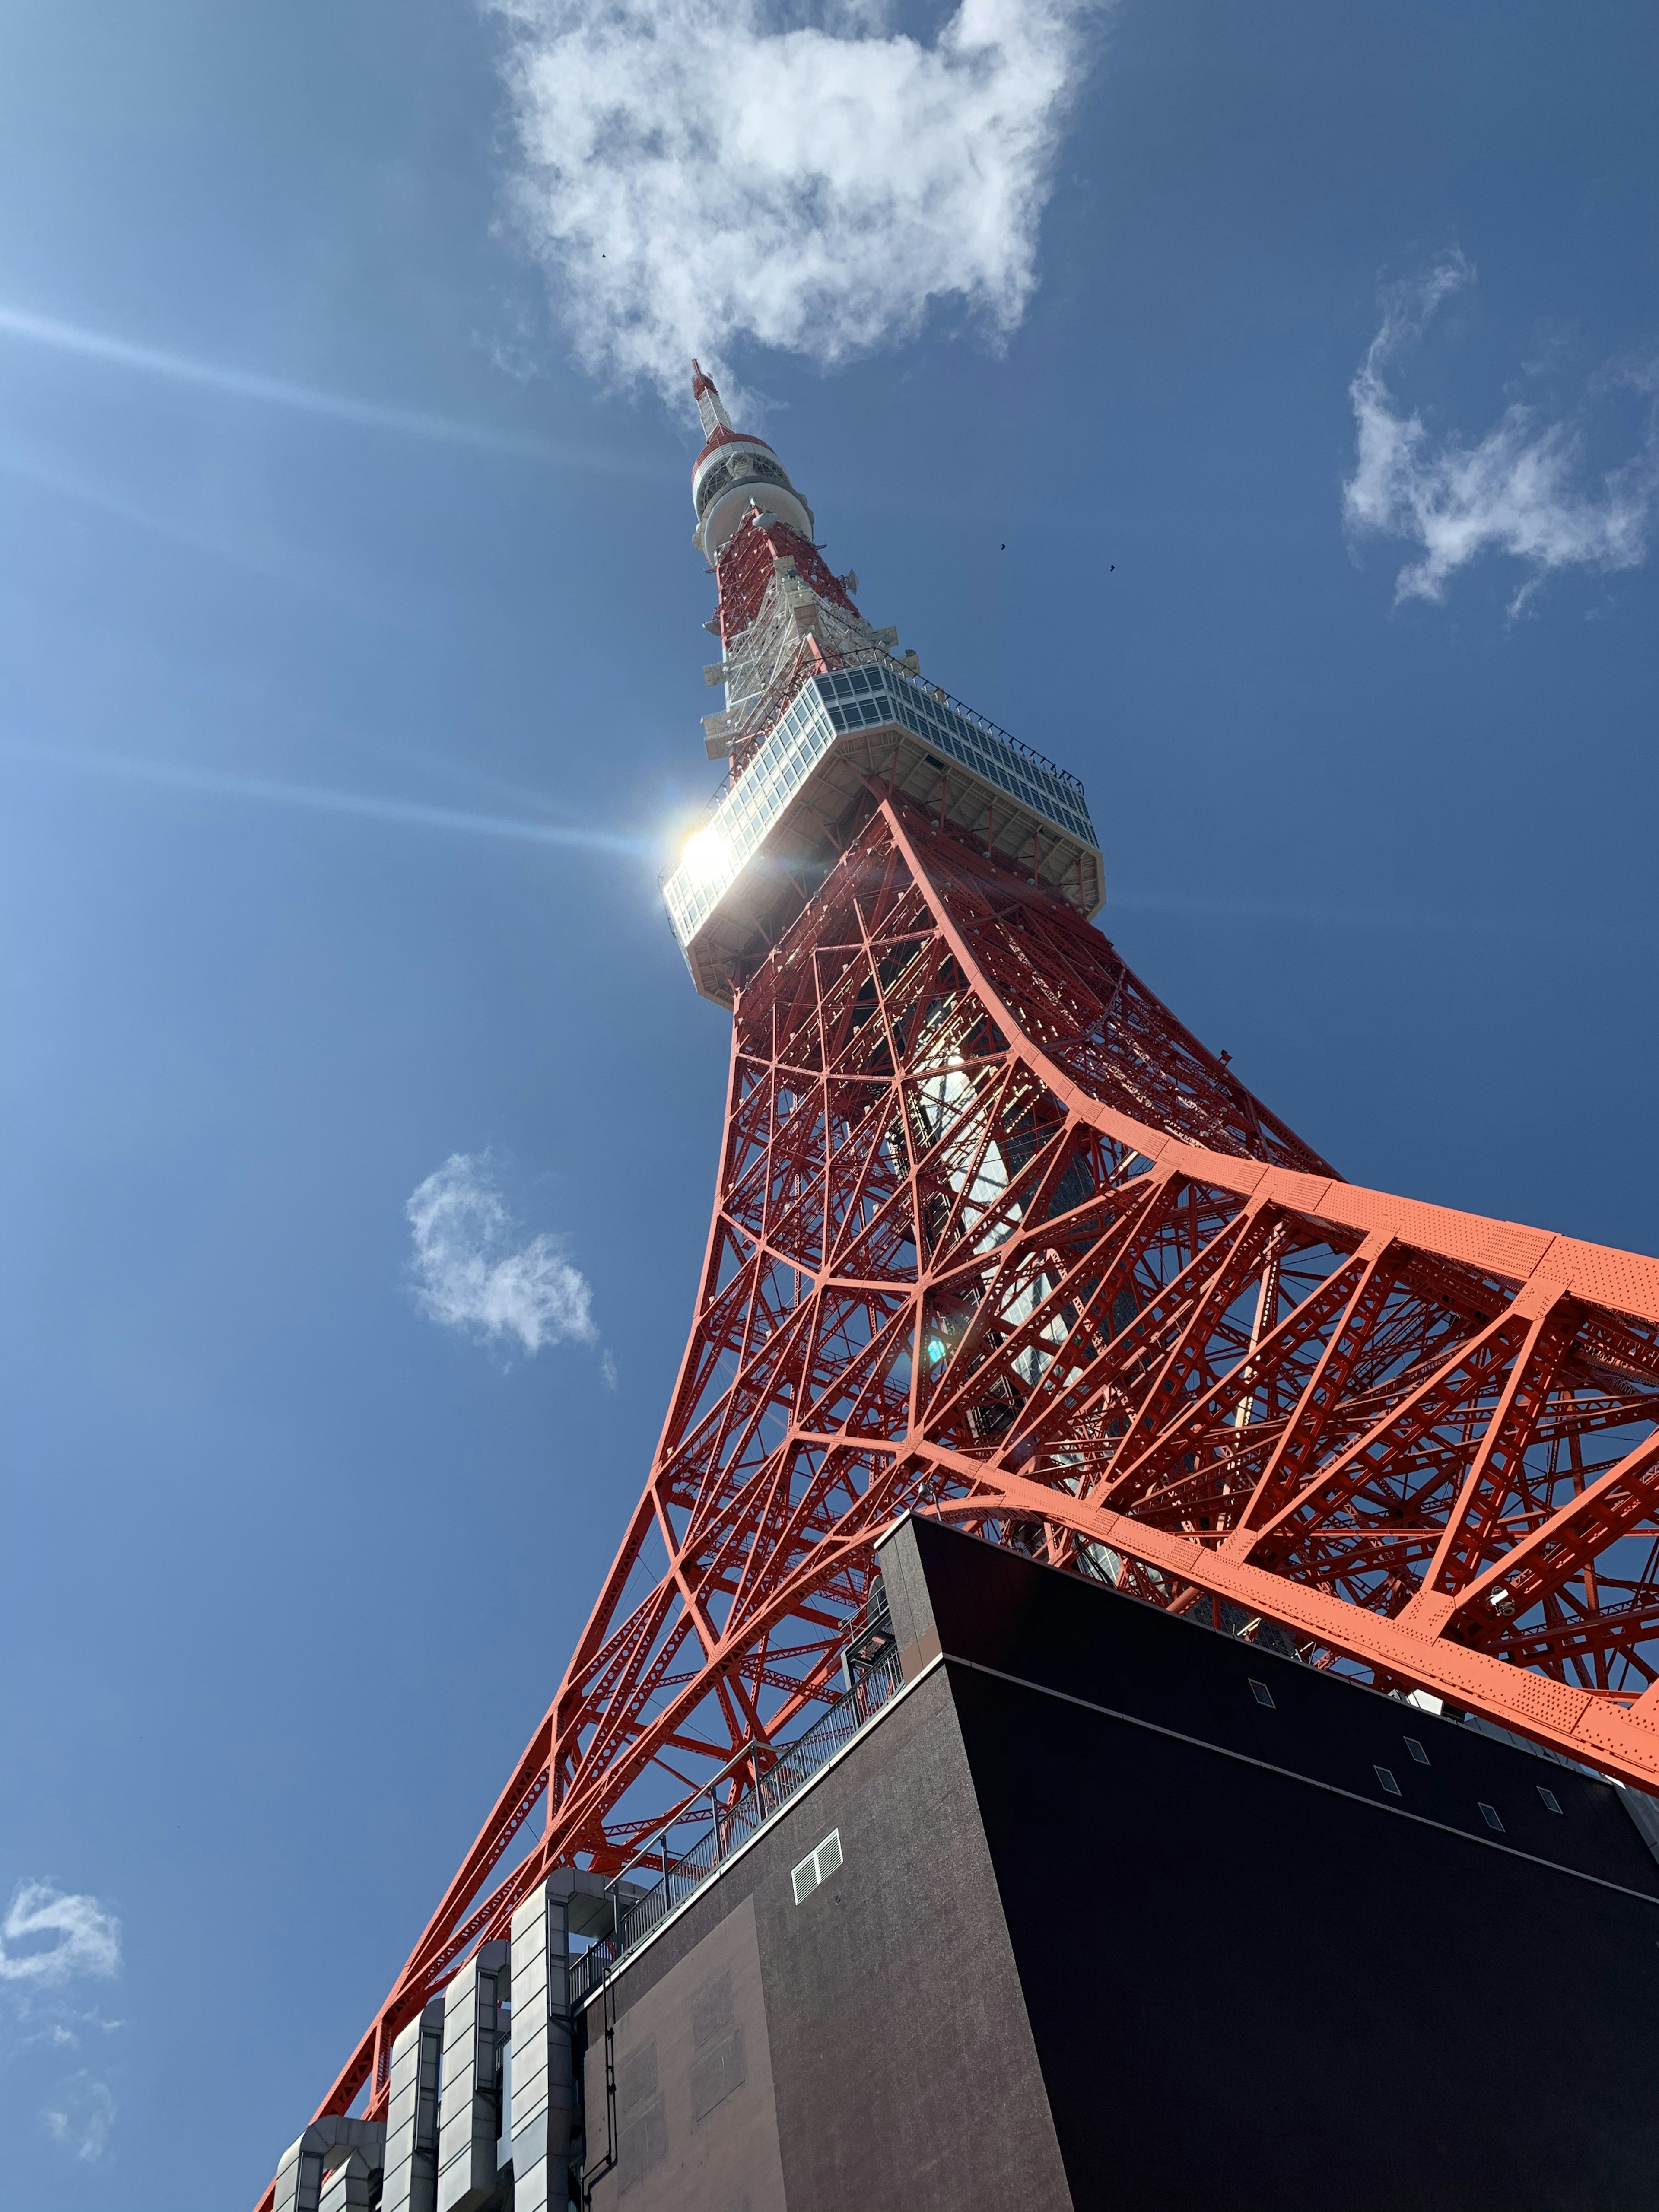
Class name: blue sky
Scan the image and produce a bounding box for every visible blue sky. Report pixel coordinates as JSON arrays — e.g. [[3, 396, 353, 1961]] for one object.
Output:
[[2, 0, 1656, 2201]]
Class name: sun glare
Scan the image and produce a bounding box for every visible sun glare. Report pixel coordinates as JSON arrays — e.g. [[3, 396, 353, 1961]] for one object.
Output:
[[680, 824, 729, 884]]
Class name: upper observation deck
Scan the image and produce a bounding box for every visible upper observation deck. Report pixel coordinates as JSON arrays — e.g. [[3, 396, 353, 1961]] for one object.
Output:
[[664, 658, 1105, 1006]]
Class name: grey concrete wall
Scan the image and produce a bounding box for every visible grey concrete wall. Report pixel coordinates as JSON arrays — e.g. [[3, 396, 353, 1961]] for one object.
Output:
[[585, 1894, 786, 2212], [581, 1657, 1072, 2212]]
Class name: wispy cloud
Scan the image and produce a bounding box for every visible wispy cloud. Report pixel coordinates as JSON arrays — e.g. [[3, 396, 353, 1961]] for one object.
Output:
[[1343, 252, 1659, 613], [489, 0, 1103, 406], [407, 1153, 598, 1357], [0, 1881, 121, 1988], [0, 302, 648, 473], [42, 2072, 117, 2163], [0, 1883, 122, 2164], [1, 741, 646, 859]]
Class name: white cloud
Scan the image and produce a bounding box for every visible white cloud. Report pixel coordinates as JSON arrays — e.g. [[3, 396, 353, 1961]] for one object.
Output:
[[0, 1882, 121, 1988], [488, 0, 1102, 404], [1343, 252, 1659, 613], [407, 1153, 597, 1356], [0, 1886, 123, 2164], [42, 2072, 116, 2163]]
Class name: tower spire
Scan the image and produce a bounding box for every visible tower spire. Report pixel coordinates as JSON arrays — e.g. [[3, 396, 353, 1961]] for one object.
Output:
[[690, 358, 732, 441]]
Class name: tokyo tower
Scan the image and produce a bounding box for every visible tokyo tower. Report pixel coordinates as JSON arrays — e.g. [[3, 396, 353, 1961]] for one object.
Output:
[[259, 368, 1659, 2212]]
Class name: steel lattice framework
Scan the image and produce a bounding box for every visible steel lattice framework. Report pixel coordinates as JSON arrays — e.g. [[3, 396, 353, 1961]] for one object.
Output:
[[282, 790, 1659, 2167], [254, 368, 1659, 2209]]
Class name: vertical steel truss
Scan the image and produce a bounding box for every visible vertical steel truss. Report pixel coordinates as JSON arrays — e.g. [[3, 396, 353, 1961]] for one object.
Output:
[[274, 792, 1659, 2183], [709, 511, 874, 777]]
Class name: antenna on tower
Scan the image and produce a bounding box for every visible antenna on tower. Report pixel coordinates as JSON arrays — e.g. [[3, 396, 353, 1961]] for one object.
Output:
[[691, 357, 733, 441]]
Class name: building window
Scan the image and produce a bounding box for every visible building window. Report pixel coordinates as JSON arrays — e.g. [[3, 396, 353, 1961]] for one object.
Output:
[[1374, 1766, 1402, 1797], [792, 1829, 844, 1904], [1249, 1680, 1275, 1708], [1479, 1802, 1504, 1832], [1538, 1786, 1564, 1815], [1405, 1737, 1430, 1765]]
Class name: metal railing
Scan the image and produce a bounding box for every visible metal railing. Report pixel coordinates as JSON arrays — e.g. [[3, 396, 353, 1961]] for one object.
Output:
[[701, 657, 1088, 820], [568, 1642, 905, 2005], [665, 652, 1100, 953]]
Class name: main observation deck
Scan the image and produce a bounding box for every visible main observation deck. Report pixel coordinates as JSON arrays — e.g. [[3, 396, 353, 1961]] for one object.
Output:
[[664, 661, 1105, 1005]]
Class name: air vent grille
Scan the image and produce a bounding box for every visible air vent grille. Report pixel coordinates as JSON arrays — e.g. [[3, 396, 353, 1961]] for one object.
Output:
[[791, 1829, 844, 1904]]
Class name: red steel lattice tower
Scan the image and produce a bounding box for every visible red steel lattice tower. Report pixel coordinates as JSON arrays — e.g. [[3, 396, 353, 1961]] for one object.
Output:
[[257, 369, 1659, 2202]]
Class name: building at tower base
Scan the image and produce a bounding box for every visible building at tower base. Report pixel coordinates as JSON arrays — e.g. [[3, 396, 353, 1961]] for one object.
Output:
[[572, 1516, 1659, 2212]]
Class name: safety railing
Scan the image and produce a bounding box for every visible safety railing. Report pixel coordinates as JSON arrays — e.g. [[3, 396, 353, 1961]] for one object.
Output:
[[702, 656, 1087, 818], [663, 658, 1100, 951], [568, 1641, 905, 2006]]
